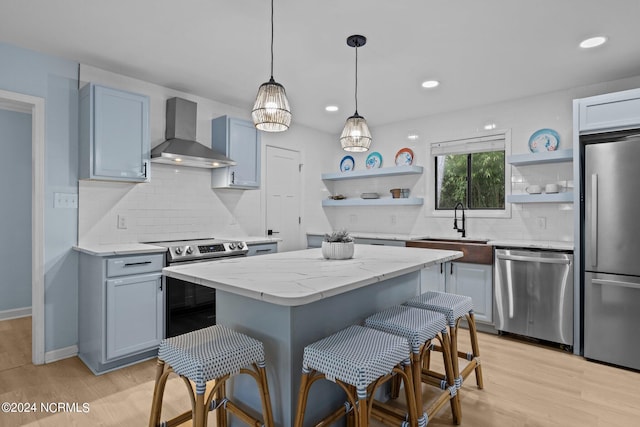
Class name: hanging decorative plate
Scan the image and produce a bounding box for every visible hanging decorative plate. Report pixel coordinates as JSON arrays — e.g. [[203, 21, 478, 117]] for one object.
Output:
[[339, 155, 355, 172], [395, 148, 414, 166], [365, 152, 383, 169], [528, 128, 560, 152]]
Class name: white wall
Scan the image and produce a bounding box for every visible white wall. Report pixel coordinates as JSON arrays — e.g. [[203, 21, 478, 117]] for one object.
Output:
[[78, 65, 332, 247], [313, 75, 640, 242]]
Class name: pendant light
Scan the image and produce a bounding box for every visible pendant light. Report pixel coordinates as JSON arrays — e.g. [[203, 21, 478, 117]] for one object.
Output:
[[340, 35, 372, 152], [252, 0, 292, 132]]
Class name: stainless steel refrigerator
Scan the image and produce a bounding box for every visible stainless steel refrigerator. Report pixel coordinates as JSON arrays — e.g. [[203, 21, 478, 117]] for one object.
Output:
[[583, 131, 640, 370]]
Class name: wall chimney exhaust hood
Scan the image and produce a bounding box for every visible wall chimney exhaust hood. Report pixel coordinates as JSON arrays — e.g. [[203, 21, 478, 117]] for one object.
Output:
[[151, 97, 236, 168]]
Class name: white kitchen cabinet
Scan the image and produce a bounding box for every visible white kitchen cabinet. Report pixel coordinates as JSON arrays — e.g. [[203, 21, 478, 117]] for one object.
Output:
[[320, 165, 424, 207], [421, 261, 493, 323], [79, 83, 150, 182], [78, 252, 164, 374], [211, 116, 261, 189], [576, 88, 640, 133], [246, 242, 278, 256]]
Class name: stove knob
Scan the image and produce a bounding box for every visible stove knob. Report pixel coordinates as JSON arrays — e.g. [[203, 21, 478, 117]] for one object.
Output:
[[174, 247, 183, 255], [229, 242, 236, 250], [186, 246, 194, 254], [237, 242, 245, 249]]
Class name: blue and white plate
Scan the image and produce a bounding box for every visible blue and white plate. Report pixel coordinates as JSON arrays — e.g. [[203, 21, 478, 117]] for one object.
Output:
[[340, 155, 355, 172], [395, 148, 414, 166], [528, 129, 560, 153], [366, 152, 383, 169]]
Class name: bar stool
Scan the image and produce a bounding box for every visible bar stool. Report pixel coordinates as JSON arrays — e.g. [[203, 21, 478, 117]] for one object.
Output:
[[294, 325, 418, 427], [405, 291, 484, 391], [365, 305, 461, 426], [148, 325, 274, 427]]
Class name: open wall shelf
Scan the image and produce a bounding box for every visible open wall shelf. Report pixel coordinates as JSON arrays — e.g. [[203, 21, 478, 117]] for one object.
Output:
[[322, 165, 423, 181]]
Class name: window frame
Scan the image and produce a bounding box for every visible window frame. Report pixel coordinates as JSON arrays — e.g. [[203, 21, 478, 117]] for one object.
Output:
[[427, 129, 512, 219]]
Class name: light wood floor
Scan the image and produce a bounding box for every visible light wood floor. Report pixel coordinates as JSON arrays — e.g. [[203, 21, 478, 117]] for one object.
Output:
[[1, 317, 639, 426]]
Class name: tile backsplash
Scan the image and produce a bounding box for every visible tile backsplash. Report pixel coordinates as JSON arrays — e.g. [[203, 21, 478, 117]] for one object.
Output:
[[78, 163, 259, 245]]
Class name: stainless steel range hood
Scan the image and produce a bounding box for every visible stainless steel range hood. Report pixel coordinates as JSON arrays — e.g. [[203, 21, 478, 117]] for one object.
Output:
[[151, 97, 236, 168]]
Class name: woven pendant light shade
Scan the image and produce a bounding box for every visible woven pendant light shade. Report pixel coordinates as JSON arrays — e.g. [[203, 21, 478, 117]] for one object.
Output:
[[252, 77, 292, 132], [340, 113, 372, 152]]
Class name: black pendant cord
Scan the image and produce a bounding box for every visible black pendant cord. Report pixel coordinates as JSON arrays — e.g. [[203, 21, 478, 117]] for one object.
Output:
[[354, 45, 358, 114], [270, 0, 274, 80]]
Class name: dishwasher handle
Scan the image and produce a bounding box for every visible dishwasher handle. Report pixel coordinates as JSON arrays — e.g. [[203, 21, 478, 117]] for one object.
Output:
[[496, 253, 572, 264]]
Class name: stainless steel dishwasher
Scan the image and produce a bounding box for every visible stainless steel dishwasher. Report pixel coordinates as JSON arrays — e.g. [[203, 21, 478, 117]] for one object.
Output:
[[494, 248, 573, 346]]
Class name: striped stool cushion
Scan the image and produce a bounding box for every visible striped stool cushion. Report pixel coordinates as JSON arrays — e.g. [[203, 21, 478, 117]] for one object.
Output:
[[158, 325, 265, 394], [302, 325, 410, 395], [365, 305, 447, 354], [405, 291, 473, 327]]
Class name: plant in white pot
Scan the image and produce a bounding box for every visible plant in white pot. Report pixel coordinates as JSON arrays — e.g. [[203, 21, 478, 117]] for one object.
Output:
[[322, 230, 355, 260]]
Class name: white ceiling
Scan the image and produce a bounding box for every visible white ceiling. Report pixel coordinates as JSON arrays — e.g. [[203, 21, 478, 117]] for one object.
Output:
[[2, 0, 640, 134]]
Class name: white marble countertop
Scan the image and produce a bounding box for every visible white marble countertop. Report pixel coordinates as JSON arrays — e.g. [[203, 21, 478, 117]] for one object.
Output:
[[163, 245, 462, 306], [307, 231, 431, 241], [73, 243, 167, 256], [487, 239, 574, 251]]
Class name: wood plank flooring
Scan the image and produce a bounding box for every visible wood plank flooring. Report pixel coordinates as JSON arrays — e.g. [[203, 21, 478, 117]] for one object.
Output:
[[1, 317, 638, 426]]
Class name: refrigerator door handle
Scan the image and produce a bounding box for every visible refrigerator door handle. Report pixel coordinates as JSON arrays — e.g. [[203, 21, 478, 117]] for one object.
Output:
[[496, 254, 571, 264], [592, 278, 640, 291], [590, 174, 598, 267]]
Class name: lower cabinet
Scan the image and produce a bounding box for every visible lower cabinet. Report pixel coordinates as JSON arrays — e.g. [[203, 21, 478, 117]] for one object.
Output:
[[78, 252, 164, 374], [247, 242, 278, 256], [420, 261, 493, 324]]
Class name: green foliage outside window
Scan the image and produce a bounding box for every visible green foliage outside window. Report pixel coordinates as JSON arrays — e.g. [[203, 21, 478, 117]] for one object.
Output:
[[436, 151, 505, 209]]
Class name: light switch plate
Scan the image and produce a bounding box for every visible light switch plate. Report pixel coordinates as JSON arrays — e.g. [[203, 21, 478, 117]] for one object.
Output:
[[54, 192, 78, 209]]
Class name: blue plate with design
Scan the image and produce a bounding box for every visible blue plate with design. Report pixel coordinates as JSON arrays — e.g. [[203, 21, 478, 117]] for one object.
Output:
[[366, 152, 383, 169], [528, 129, 560, 152], [340, 155, 355, 172]]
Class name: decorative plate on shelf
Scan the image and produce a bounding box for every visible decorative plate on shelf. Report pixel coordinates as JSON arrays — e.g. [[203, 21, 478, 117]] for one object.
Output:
[[365, 152, 383, 169], [528, 129, 560, 152], [339, 155, 355, 172], [395, 148, 414, 166]]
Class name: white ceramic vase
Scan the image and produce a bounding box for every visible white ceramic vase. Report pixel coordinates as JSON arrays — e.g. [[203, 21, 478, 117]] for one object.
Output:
[[321, 241, 354, 260]]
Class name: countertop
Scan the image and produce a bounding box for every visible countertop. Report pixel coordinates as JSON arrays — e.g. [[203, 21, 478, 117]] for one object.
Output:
[[307, 231, 431, 241], [73, 243, 167, 256], [163, 245, 462, 306], [74, 236, 280, 256], [487, 239, 574, 251]]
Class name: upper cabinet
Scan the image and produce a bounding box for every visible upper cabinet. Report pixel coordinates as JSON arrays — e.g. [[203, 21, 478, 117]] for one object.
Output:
[[576, 88, 640, 133], [211, 116, 261, 189], [79, 84, 150, 182]]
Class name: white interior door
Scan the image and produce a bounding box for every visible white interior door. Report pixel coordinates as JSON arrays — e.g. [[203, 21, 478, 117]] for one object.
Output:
[[266, 146, 301, 252]]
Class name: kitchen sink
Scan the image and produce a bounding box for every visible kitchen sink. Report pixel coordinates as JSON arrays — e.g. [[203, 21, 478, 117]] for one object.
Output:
[[406, 238, 493, 264]]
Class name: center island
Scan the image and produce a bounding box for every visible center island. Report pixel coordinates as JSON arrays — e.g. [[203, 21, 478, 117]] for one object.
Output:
[[163, 244, 462, 427]]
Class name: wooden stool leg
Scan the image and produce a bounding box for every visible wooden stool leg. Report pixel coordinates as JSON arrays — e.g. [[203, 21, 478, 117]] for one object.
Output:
[[358, 395, 368, 427], [148, 360, 167, 427], [215, 378, 227, 427], [450, 320, 461, 390], [440, 331, 462, 425], [467, 312, 484, 389], [294, 370, 312, 427], [256, 363, 275, 427], [194, 392, 206, 427]]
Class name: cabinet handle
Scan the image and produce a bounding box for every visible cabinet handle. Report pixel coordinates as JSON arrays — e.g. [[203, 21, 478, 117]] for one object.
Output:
[[450, 263, 453, 275], [124, 261, 152, 267], [256, 249, 272, 253], [440, 263, 443, 274], [231, 171, 235, 184], [142, 161, 148, 178]]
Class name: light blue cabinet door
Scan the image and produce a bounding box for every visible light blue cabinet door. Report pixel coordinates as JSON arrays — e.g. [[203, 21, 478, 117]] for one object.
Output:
[[211, 116, 261, 189], [420, 263, 446, 292], [80, 84, 150, 182], [448, 262, 493, 323], [106, 272, 162, 360]]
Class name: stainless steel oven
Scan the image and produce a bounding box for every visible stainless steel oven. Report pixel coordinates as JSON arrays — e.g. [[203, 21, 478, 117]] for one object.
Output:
[[146, 238, 248, 338]]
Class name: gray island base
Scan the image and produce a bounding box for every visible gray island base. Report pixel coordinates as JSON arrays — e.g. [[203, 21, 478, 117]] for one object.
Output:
[[163, 245, 462, 427]]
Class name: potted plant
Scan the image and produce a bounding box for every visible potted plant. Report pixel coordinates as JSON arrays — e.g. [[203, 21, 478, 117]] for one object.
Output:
[[322, 230, 355, 260]]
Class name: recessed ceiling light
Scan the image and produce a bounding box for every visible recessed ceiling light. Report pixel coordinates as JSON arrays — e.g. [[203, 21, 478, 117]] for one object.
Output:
[[325, 105, 339, 112], [579, 36, 607, 49], [421, 80, 440, 89]]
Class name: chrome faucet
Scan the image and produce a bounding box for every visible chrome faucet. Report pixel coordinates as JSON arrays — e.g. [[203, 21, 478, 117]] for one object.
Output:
[[453, 202, 466, 238]]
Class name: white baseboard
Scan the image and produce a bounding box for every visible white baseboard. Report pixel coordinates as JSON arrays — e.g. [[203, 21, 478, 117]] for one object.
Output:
[[45, 345, 78, 363], [0, 306, 31, 321]]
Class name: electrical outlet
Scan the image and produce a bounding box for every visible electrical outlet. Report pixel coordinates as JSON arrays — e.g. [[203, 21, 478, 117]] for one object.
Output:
[[536, 216, 546, 229], [117, 215, 127, 229], [54, 192, 78, 209]]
